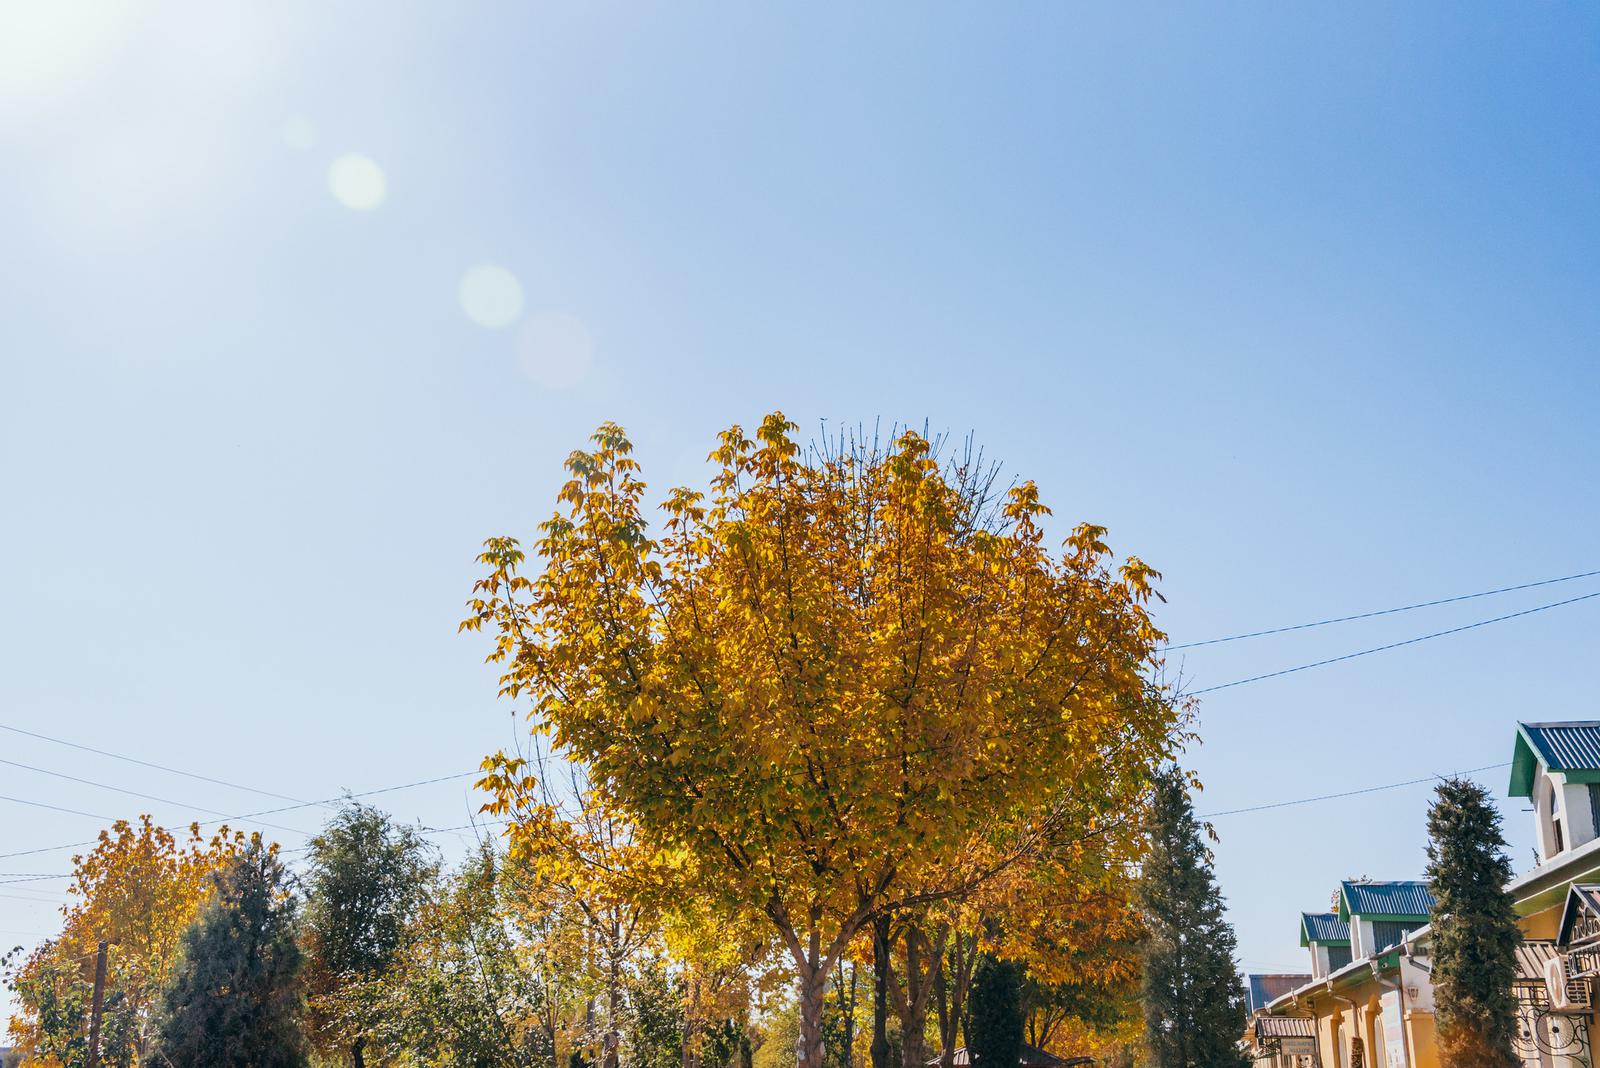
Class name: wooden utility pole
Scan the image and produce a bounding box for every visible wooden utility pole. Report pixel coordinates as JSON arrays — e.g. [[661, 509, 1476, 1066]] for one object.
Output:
[[86, 939, 108, 1068]]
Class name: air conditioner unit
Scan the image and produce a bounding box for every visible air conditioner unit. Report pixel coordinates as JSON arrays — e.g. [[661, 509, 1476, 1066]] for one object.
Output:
[[1545, 955, 1591, 1012]]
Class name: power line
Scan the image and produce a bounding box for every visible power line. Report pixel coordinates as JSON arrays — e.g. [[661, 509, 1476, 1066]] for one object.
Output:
[[0, 756, 311, 838], [1167, 567, 1600, 650], [0, 793, 116, 822], [0, 721, 325, 810], [1200, 761, 1512, 818], [1189, 588, 1600, 695], [0, 770, 481, 862]]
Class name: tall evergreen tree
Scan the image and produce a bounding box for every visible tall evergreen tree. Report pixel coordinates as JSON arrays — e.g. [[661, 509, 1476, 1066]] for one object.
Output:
[[1426, 777, 1519, 1068], [1139, 767, 1248, 1068], [968, 955, 1023, 1068], [303, 802, 437, 1068], [152, 843, 308, 1068]]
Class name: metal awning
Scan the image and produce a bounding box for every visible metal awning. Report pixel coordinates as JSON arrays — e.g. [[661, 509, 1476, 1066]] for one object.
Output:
[[1255, 1017, 1316, 1040]]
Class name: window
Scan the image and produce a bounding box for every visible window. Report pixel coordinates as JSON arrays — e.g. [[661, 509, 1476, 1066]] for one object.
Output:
[[1328, 944, 1353, 970]]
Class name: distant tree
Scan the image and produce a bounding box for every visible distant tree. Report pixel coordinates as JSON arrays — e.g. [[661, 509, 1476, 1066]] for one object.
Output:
[[968, 955, 1023, 1068], [151, 843, 307, 1068], [1138, 767, 1248, 1068], [3, 817, 257, 1064], [303, 802, 438, 1068], [1426, 777, 1519, 1068], [389, 842, 592, 1068]]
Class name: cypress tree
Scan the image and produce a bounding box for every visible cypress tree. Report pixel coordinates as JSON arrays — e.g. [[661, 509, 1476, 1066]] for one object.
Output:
[[1426, 777, 1519, 1068], [1139, 766, 1248, 1068], [152, 843, 308, 1068], [968, 955, 1023, 1068]]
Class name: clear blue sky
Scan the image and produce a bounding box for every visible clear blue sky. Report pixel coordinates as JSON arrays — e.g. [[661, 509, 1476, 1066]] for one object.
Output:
[[3, 2, 1599, 1021]]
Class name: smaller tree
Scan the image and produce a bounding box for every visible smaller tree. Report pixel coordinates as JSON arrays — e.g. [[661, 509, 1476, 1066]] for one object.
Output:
[[1427, 777, 1519, 1068], [303, 802, 438, 1067], [1138, 767, 1248, 1068], [152, 843, 308, 1068], [967, 955, 1022, 1068]]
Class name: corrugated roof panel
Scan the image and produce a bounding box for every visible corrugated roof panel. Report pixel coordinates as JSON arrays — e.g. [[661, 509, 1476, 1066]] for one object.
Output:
[[1256, 1017, 1316, 1039], [1340, 880, 1436, 918], [1248, 975, 1311, 1014], [1515, 940, 1557, 982], [1300, 912, 1350, 945], [1522, 722, 1600, 773]]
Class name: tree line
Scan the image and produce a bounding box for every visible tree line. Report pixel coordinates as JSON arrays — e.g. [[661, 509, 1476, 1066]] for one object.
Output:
[[9, 414, 1259, 1067]]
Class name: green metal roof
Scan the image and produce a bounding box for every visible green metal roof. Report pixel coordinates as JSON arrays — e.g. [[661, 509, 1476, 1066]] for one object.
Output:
[[1299, 912, 1350, 947], [1336, 880, 1435, 921], [1510, 722, 1600, 797]]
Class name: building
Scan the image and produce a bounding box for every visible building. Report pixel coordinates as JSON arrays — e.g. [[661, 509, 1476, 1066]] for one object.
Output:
[[1246, 720, 1600, 1068], [1244, 881, 1436, 1068]]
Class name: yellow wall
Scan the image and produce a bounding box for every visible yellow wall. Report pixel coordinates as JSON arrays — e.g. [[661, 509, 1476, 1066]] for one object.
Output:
[[1404, 1012, 1437, 1068], [1519, 904, 1560, 941]]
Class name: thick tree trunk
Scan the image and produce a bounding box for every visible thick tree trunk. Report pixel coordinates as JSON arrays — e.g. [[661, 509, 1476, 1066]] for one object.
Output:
[[871, 915, 892, 1068], [798, 964, 829, 1068], [352, 1036, 367, 1068]]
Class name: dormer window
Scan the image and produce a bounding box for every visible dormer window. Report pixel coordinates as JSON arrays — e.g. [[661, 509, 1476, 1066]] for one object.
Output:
[[1335, 881, 1434, 961], [1510, 723, 1600, 862]]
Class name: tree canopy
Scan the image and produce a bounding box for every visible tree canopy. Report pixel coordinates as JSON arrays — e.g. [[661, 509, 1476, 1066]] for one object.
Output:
[[302, 802, 439, 1068], [466, 414, 1183, 1068]]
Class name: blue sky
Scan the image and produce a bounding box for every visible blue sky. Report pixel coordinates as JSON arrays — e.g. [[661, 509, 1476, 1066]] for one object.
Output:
[[3, 1, 1599, 1021]]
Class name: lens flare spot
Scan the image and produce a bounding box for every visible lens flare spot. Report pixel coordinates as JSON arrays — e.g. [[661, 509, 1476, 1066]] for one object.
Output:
[[328, 153, 386, 211], [458, 264, 525, 329], [517, 311, 593, 388]]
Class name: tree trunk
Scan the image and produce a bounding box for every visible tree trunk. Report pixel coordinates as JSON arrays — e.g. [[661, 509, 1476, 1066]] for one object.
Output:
[[871, 915, 892, 1068], [352, 1036, 367, 1068], [798, 964, 829, 1068], [606, 943, 622, 1068], [839, 963, 858, 1068], [936, 932, 978, 1068], [890, 924, 943, 1068]]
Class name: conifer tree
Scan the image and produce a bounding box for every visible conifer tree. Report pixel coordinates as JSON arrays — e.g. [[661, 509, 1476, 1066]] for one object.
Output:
[[968, 955, 1023, 1068], [1138, 767, 1248, 1068], [152, 843, 308, 1068], [1426, 777, 1519, 1068]]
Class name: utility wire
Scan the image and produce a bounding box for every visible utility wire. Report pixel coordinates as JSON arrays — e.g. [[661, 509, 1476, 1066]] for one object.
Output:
[[1167, 567, 1600, 650], [1189, 588, 1600, 695], [0, 721, 325, 810], [1201, 761, 1512, 818], [0, 756, 311, 838], [0, 770, 481, 862]]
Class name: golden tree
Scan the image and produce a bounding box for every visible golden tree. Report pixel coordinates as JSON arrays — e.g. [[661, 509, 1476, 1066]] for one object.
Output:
[[466, 414, 1182, 1068], [6, 816, 262, 1064]]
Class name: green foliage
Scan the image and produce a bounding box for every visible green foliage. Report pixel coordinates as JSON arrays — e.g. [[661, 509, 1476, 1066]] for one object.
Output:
[[2, 945, 138, 1068], [151, 844, 308, 1068], [629, 957, 685, 1068], [387, 843, 554, 1067], [1138, 767, 1248, 1068], [1426, 777, 1519, 1068], [303, 802, 438, 1065], [968, 955, 1024, 1068]]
